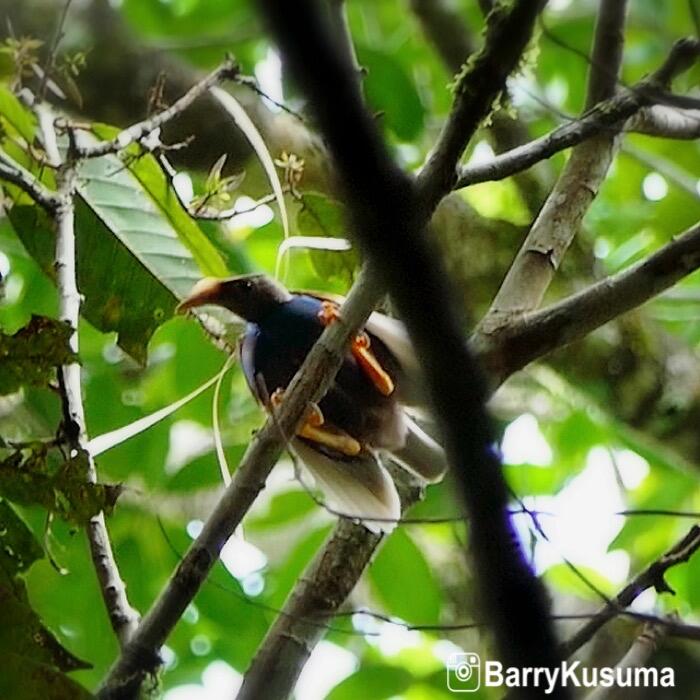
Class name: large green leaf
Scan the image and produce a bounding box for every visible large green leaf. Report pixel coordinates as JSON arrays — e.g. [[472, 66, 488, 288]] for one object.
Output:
[[327, 665, 412, 700], [0, 498, 44, 577], [6, 136, 228, 362], [368, 529, 441, 624], [356, 46, 426, 141], [91, 124, 228, 279]]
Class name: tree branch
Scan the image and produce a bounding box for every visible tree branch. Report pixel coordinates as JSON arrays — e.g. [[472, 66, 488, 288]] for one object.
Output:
[[409, 0, 549, 213], [477, 220, 700, 383], [239, 519, 382, 700], [482, 0, 629, 323], [0, 149, 60, 211], [253, 3, 568, 700], [559, 525, 700, 658], [39, 110, 139, 646], [456, 33, 700, 191], [74, 58, 239, 159], [415, 0, 548, 212], [584, 624, 665, 700], [628, 104, 700, 139]]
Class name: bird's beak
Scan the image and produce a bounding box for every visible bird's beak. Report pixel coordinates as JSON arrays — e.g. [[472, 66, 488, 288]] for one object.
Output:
[[176, 277, 225, 314]]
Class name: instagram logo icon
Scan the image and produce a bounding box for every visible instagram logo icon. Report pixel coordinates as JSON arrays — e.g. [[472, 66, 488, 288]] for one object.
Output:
[[447, 652, 481, 692]]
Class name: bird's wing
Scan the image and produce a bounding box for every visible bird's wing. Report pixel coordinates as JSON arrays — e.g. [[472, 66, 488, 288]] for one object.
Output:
[[299, 290, 425, 405], [292, 438, 400, 534]]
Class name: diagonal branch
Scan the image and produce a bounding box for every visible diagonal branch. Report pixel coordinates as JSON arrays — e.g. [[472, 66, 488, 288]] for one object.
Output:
[[415, 0, 548, 212], [477, 220, 700, 383], [560, 525, 700, 658], [456, 38, 700, 190], [409, 0, 549, 213], [0, 149, 60, 211], [482, 0, 629, 324]]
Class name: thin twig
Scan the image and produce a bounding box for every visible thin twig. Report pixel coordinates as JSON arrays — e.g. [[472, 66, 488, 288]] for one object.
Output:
[[75, 59, 240, 159], [560, 525, 700, 658], [0, 148, 60, 211], [37, 0, 74, 101], [456, 36, 700, 190]]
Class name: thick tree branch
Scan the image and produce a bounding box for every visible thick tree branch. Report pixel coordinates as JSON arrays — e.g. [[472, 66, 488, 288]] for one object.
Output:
[[560, 525, 700, 658], [482, 0, 629, 323], [254, 4, 568, 700], [40, 111, 139, 647], [477, 220, 700, 383], [239, 518, 382, 700], [409, 0, 549, 213], [415, 0, 548, 211]]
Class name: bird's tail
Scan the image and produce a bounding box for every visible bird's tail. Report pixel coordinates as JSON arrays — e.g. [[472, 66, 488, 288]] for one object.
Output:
[[390, 416, 447, 483], [292, 439, 400, 534]]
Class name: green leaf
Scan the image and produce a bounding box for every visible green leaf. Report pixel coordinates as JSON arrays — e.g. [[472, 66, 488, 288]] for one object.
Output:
[[368, 529, 441, 624], [246, 489, 316, 531], [0, 446, 123, 526], [0, 578, 91, 673], [91, 124, 229, 278], [543, 563, 615, 600], [0, 498, 44, 577], [0, 85, 37, 142], [0, 653, 93, 700], [9, 191, 178, 364], [356, 46, 425, 141], [327, 665, 412, 700], [0, 315, 77, 395], [4, 156, 176, 363]]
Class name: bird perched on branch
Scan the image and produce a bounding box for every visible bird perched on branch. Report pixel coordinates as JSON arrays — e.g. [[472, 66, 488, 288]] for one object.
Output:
[[177, 274, 446, 533]]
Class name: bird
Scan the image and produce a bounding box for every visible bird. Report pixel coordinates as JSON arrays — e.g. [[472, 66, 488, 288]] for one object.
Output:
[[176, 274, 446, 533]]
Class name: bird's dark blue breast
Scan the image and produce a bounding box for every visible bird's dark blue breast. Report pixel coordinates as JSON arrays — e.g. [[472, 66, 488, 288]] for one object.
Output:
[[243, 295, 324, 393], [240, 294, 401, 446]]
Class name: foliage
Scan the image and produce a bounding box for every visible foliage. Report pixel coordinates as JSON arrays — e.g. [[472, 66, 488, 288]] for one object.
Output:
[[0, 1, 699, 699]]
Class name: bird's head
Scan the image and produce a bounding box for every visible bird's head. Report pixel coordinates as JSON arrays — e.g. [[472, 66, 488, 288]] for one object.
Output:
[[176, 274, 292, 322]]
